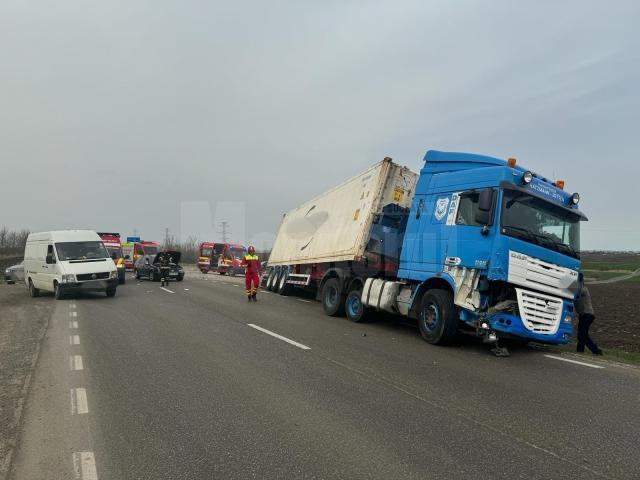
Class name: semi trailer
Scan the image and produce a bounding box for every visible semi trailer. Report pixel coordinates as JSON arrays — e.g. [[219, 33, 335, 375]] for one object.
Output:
[[264, 151, 586, 353]]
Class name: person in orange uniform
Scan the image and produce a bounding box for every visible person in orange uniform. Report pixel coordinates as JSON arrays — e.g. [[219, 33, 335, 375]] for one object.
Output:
[[241, 246, 261, 301]]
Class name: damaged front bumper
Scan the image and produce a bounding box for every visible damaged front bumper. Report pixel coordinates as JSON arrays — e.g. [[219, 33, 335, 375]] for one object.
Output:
[[487, 308, 573, 345]]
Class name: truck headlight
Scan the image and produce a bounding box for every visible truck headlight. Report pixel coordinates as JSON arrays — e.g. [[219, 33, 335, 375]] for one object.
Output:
[[570, 192, 580, 205], [522, 171, 533, 184], [62, 274, 75, 283], [110, 271, 118, 279], [564, 315, 573, 324]]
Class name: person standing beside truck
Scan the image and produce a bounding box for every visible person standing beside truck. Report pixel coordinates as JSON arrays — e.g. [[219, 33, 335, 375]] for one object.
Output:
[[575, 285, 603, 355], [241, 246, 260, 301]]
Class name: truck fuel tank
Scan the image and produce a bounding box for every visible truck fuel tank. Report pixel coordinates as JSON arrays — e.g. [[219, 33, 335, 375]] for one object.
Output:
[[362, 278, 402, 313]]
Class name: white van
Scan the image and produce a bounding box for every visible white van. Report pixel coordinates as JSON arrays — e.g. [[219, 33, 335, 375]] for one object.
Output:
[[24, 230, 119, 299]]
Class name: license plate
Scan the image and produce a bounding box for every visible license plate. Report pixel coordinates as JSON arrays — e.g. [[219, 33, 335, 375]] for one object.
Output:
[[170, 272, 178, 276]]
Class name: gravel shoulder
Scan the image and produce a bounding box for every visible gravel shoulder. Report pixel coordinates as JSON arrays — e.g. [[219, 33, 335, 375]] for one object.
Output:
[[0, 284, 53, 479]]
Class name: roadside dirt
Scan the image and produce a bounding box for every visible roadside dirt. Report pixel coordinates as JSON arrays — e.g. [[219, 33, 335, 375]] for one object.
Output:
[[582, 282, 640, 353], [0, 285, 52, 479]]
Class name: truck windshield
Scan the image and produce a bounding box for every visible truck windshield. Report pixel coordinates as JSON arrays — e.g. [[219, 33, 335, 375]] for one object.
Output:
[[56, 241, 110, 261], [106, 246, 123, 258], [143, 245, 159, 255], [501, 190, 580, 259], [201, 248, 212, 257], [230, 248, 246, 259]]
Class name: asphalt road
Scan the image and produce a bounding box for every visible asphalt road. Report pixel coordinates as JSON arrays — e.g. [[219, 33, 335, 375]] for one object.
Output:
[[9, 271, 640, 479]]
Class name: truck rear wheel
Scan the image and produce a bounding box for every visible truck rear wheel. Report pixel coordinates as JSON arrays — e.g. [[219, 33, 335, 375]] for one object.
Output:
[[322, 278, 345, 317], [418, 289, 458, 345], [345, 289, 367, 323]]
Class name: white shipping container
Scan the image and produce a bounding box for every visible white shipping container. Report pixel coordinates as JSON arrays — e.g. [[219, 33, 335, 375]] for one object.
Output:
[[268, 158, 418, 266]]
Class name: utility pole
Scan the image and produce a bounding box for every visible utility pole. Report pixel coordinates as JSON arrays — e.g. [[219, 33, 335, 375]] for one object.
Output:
[[164, 227, 171, 247], [218, 222, 230, 243]]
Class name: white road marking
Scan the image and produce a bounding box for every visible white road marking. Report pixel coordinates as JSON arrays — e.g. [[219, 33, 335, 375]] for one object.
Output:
[[73, 451, 98, 480], [69, 320, 79, 329], [544, 354, 605, 369], [232, 284, 239, 287], [70, 388, 89, 414], [70, 335, 80, 345], [70, 311, 78, 317], [296, 299, 312, 303], [160, 287, 175, 294], [70, 303, 77, 309], [247, 324, 311, 350], [70, 355, 84, 371]]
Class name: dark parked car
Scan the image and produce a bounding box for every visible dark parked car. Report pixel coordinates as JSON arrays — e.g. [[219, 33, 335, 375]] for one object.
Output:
[[134, 251, 184, 282], [3, 261, 24, 284]]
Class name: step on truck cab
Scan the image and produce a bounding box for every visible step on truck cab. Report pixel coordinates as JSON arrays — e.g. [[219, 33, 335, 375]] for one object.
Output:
[[266, 152, 587, 352], [24, 230, 119, 299], [98, 232, 126, 284]]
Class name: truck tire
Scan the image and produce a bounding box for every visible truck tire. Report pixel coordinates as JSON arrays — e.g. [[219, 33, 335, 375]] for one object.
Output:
[[119, 276, 125, 285], [54, 281, 64, 300], [29, 279, 40, 298], [135, 269, 140, 280], [322, 278, 345, 317], [345, 289, 367, 323], [268, 269, 279, 292], [417, 289, 458, 345], [277, 269, 293, 296]]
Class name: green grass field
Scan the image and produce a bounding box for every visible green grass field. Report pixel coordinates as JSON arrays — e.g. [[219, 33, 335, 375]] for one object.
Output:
[[581, 261, 640, 271]]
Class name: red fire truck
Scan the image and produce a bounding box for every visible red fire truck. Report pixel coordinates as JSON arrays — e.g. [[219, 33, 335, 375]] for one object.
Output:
[[98, 232, 126, 284], [132, 241, 160, 267], [216, 243, 247, 276], [196, 242, 222, 273]]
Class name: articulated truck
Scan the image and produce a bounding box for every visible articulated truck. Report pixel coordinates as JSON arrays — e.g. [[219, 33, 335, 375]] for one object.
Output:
[[264, 151, 586, 353]]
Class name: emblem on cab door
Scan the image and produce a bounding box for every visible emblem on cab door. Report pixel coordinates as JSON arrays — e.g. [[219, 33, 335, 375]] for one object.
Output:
[[434, 197, 450, 221], [91, 273, 97, 279]]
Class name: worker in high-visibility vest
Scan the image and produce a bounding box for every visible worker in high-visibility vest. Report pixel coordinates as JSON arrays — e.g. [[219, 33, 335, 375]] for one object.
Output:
[[241, 246, 261, 301]]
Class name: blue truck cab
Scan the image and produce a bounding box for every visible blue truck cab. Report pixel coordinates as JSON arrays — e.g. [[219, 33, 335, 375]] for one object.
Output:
[[396, 150, 586, 346]]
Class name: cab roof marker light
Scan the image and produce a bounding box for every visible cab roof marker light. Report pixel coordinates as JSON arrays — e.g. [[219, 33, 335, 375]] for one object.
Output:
[[570, 193, 580, 205], [507, 158, 517, 168], [522, 171, 533, 184], [555, 180, 565, 190]]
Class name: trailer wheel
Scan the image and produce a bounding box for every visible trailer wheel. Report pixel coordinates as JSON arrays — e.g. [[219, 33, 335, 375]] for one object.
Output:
[[417, 289, 458, 345], [322, 278, 345, 317], [345, 289, 367, 323], [277, 268, 293, 296], [268, 269, 280, 292]]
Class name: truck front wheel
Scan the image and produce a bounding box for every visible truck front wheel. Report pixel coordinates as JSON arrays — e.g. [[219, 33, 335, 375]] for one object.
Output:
[[418, 289, 458, 345], [322, 278, 345, 317]]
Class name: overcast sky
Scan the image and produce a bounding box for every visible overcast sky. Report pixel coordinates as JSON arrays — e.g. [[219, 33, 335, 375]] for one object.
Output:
[[1, 0, 638, 250]]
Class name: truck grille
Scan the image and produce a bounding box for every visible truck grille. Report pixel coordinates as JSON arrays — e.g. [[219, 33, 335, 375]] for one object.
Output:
[[515, 288, 563, 335], [76, 272, 110, 281], [508, 251, 578, 299]]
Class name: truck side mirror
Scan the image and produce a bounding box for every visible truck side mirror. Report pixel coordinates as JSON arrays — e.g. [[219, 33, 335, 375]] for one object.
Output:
[[475, 189, 495, 226], [111, 252, 117, 260], [45, 254, 54, 264]]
